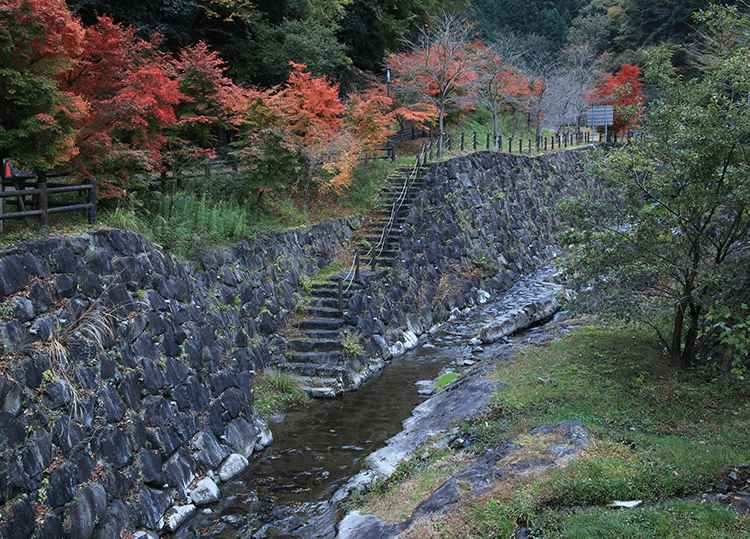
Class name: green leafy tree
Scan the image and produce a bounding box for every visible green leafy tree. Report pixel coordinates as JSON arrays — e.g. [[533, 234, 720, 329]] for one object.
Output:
[[560, 5, 750, 368], [1, 0, 86, 171]]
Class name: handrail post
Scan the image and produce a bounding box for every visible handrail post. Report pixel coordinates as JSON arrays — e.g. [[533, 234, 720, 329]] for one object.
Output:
[[338, 276, 343, 310], [371, 255, 376, 273], [354, 250, 360, 281]]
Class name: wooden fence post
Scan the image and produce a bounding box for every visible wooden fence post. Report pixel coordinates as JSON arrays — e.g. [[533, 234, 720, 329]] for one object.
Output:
[[508, 138, 512, 153], [518, 139, 522, 154], [486, 133, 490, 150], [473, 132, 477, 150], [88, 178, 97, 225], [460, 132, 464, 152], [38, 171, 48, 228]]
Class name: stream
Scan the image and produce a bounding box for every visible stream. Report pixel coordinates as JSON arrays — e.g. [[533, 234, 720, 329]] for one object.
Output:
[[169, 269, 562, 538]]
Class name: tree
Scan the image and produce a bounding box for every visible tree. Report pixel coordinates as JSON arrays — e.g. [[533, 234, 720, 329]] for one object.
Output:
[[475, 40, 526, 145], [56, 14, 184, 196], [560, 6, 750, 368], [546, 43, 605, 134], [588, 63, 646, 133], [388, 12, 481, 153], [0, 0, 86, 171]]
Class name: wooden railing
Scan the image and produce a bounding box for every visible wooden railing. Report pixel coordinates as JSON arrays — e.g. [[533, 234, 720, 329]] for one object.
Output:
[[0, 171, 97, 231]]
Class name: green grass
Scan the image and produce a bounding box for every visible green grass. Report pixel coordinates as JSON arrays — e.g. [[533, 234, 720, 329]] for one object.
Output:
[[252, 369, 311, 418], [362, 319, 750, 539], [435, 371, 459, 390]]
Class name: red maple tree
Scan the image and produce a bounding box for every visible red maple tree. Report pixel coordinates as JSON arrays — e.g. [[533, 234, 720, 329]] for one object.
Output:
[[588, 63, 646, 133]]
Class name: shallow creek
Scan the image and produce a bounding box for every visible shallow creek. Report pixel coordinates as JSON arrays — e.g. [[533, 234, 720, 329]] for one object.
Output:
[[169, 270, 559, 538]]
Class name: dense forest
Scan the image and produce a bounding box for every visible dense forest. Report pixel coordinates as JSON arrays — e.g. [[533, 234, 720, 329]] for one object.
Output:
[[64, 0, 739, 86]]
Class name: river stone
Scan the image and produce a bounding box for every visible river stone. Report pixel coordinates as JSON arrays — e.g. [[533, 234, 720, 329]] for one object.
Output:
[[336, 510, 407, 539], [219, 453, 249, 482], [164, 504, 196, 532], [189, 477, 220, 506]]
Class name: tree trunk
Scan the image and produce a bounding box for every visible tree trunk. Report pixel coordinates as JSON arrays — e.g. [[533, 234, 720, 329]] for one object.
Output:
[[670, 295, 689, 365]]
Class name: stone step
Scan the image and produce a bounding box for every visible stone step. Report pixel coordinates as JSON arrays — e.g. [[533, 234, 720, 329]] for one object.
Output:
[[297, 318, 345, 331], [286, 352, 345, 366], [288, 338, 342, 352], [304, 306, 343, 318], [300, 329, 342, 340]]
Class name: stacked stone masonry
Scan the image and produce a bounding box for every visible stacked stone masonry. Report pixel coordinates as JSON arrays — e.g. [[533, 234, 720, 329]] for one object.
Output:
[[0, 148, 606, 538]]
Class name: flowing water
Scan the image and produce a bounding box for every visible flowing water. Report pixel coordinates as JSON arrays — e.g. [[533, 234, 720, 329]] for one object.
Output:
[[170, 270, 559, 538]]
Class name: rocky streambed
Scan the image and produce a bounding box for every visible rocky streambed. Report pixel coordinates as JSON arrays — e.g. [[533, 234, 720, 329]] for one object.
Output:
[[164, 268, 570, 538]]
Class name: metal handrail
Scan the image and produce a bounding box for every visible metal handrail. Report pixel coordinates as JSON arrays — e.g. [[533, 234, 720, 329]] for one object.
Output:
[[339, 143, 428, 294]]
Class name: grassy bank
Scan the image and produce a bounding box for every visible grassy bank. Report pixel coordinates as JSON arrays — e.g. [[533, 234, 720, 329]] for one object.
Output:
[[350, 317, 750, 538]]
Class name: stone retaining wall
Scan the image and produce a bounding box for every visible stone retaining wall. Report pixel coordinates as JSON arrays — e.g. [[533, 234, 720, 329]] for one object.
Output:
[[0, 148, 605, 538]]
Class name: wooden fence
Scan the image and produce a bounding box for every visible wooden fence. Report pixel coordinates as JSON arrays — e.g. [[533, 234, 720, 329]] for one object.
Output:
[[377, 128, 638, 162], [0, 170, 97, 231]]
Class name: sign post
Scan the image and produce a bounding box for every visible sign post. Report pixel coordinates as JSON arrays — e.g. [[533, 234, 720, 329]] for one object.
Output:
[[590, 105, 614, 142]]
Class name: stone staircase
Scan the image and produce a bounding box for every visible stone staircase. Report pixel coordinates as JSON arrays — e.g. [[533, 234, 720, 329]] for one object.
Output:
[[282, 278, 363, 396], [356, 166, 426, 269], [282, 164, 426, 396]]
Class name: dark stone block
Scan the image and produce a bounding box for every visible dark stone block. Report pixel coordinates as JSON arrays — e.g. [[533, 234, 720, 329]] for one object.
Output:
[[22, 429, 51, 479], [89, 426, 132, 469], [132, 335, 159, 362], [74, 365, 98, 391], [0, 378, 23, 416], [172, 376, 210, 412], [105, 278, 135, 316], [163, 447, 196, 500], [148, 426, 181, 458], [147, 311, 168, 337], [191, 428, 229, 469], [51, 246, 77, 273], [145, 289, 169, 312], [76, 268, 104, 299], [114, 256, 147, 291], [35, 514, 65, 539], [125, 413, 148, 452], [100, 384, 126, 423], [47, 462, 79, 509], [138, 449, 164, 487], [51, 273, 74, 300], [118, 372, 141, 410], [93, 500, 132, 539], [83, 249, 114, 276], [52, 416, 85, 457], [1, 320, 32, 356], [66, 483, 107, 539], [5, 497, 35, 539], [142, 396, 173, 427], [0, 412, 26, 449], [141, 359, 165, 393], [98, 355, 118, 381], [70, 450, 95, 484], [161, 332, 182, 358]]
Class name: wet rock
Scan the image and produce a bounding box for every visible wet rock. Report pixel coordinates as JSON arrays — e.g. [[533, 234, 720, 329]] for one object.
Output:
[[189, 477, 220, 506], [336, 511, 407, 539], [164, 504, 196, 532], [164, 448, 196, 500], [219, 453, 249, 482]]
